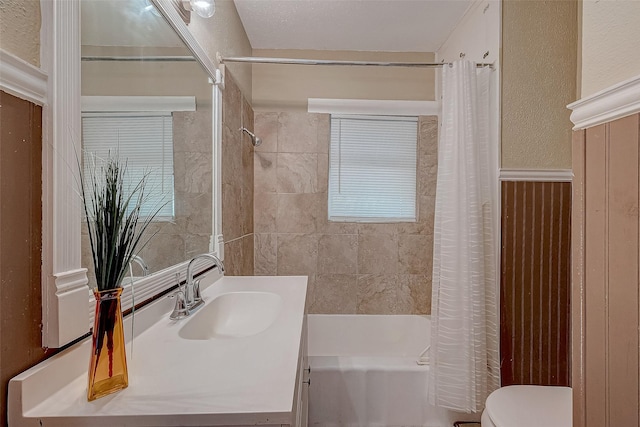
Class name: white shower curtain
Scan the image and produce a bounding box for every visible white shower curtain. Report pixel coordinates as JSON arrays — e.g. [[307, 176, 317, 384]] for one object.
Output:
[[428, 60, 500, 413]]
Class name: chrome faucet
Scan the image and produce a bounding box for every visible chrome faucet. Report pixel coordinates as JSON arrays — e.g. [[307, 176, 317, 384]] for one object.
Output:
[[186, 253, 224, 308], [169, 254, 224, 320], [130, 255, 150, 277]]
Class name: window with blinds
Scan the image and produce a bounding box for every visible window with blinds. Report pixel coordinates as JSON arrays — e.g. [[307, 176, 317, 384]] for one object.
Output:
[[329, 115, 418, 222], [82, 113, 175, 219]]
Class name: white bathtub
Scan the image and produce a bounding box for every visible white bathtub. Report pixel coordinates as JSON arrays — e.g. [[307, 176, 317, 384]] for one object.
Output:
[[307, 315, 479, 427]]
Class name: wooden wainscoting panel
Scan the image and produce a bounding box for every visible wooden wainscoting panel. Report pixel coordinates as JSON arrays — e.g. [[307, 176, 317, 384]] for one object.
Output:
[[500, 180, 571, 387], [571, 129, 587, 427], [606, 114, 640, 427], [583, 124, 608, 427], [0, 91, 45, 424], [577, 113, 640, 427]]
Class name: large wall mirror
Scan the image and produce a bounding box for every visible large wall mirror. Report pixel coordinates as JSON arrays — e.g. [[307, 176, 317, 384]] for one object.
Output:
[[80, 0, 213, 287], [40, 0, 222, 348]]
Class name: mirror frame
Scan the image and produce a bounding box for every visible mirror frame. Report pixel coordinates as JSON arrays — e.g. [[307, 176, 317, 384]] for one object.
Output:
[[40, 0, 224, 348]]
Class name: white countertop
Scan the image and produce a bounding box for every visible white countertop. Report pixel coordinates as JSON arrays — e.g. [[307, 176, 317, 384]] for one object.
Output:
[[9, 275, 308, 427]]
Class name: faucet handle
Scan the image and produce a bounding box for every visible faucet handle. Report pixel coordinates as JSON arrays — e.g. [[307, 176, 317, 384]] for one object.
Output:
[[169, 291, 190, 320]]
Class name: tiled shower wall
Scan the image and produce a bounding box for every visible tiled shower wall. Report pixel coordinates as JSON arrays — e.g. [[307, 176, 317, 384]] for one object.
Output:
[[222, 72, 254, 275], [253, 113, 438, 314]]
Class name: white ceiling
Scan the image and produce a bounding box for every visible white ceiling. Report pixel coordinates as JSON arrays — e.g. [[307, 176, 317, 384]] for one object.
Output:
[[233, 0, 472, 52]]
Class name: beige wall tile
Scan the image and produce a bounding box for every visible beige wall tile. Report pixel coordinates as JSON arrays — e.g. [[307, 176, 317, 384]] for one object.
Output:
[[254, 112, 278, 153], [254, 192, 277, 233], [173, 108, 212, 154], [242, 133, 254, 172], [358, 234, 398, 274], [222, 182, 243, 240], [222, 123, 242, 186], [241, 234, 254, 275], [397, 220, 431, 236], [399, 234, 432, 275], [318, 234, 358, 274], [310, 274, 357, 314], [304, 274, 315, 313], [317, 114, 330, 154], [139, 233, 186, 273], [222, 72, 241, 132], [357, 274, 398, 314], [179, 191, 212, 235], [224, 238, 243, 276], [316, 194, 358, 234], [174, 152, 213, 194], [418, 158, 438, 197], [241, 187, 253, 237], [185, 234, 211, 259], [396, 274, 432, 315], [242, 96, 254, 133], [254, 233, 277, 275], [418, 194, 436, 229], [357, 223, 399, 235], [278, 112, 319, 153], [277, 193, 319, 233], [240, 157, 254, 237], [277, 153, 318, 193], [418, 115, 438, 157], [317, 153, 329, 193], [255, 152, 277, 193], [277, 233, 318, 275], [251, 111, 438, 314]]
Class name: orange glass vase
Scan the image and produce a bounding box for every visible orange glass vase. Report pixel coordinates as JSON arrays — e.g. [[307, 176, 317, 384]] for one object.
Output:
[[87, 288, 129, 401]]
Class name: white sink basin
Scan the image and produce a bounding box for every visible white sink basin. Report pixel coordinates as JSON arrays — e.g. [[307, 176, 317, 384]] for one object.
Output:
[[179, 291, 283, 339]]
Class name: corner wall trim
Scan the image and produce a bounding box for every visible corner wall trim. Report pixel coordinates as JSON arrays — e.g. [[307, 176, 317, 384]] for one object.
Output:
[[308, 98, 440, 116], [500, 169, 573, 182], [0, 49, 48, 106], [568, 73, 640, 130]]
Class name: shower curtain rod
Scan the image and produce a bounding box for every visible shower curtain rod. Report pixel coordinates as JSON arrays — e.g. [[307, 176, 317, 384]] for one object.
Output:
[[81, 56, 196, 62], [219, 56, 493, 68]]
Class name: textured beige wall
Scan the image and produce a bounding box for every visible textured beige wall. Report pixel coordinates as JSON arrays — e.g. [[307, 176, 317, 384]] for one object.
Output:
[[581, 0, 640, 97], [0, 0, 40, 66], [501, 0, 578, 169], [82, 59, 211, 100], [253, 112, 437, 314], [252, 50, 436, 111], [186, 0, 252, 100]]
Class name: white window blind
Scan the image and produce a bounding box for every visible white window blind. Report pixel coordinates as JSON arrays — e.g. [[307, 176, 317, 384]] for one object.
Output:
[[82, 114, 175, 218], [329, 115, 418, 222]]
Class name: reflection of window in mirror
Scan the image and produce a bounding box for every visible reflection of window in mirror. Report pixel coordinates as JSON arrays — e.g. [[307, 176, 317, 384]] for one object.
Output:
[[82, 113, 176, 219]]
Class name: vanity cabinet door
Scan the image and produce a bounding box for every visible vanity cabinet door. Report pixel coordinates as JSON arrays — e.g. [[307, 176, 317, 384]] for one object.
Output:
[[292, 316, 308, 427]]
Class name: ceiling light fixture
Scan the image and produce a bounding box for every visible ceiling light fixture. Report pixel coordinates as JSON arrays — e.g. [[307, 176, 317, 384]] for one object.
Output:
[[171, 0, 215, 23], [186, 0, 215, 18]]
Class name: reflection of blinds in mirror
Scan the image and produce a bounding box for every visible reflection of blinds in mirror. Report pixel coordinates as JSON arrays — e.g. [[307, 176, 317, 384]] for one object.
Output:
[[82, 114, 175, 218], [329, 115, 418, 222]]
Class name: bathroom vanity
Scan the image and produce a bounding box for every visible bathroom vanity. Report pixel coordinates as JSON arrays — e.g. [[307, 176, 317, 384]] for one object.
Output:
[[8, 274, 309, 426]]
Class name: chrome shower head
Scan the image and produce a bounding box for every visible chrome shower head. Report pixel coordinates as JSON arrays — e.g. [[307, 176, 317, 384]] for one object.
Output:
[[240, 127, 262, 147]]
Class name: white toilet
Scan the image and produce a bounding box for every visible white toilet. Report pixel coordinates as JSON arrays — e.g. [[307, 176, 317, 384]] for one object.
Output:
[[481, 385, 572, 427]]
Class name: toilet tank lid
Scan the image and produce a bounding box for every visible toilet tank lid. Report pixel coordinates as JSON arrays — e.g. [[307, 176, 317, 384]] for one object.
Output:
[[485, 385, 572, 427]]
